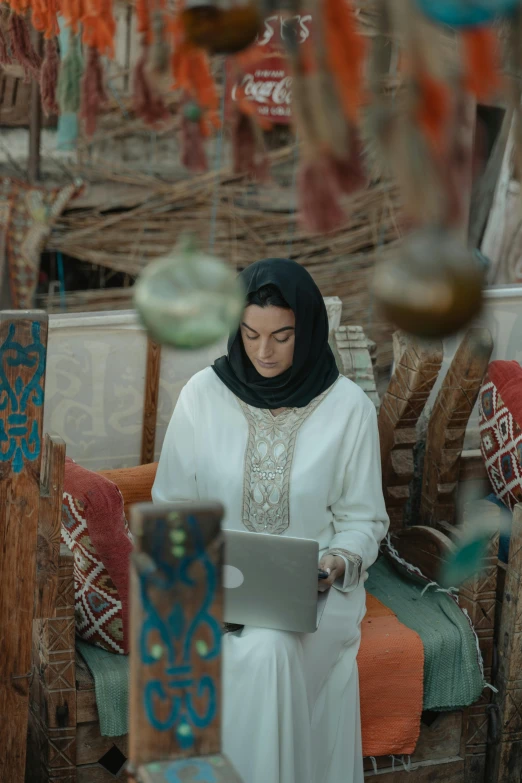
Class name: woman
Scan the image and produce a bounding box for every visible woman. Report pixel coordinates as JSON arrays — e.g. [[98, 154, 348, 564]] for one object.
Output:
[[152, 258, 389, 783]]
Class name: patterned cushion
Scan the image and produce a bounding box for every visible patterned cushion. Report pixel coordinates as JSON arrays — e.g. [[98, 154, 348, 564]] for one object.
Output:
[[479, 361, 522, 511], [61, 458, 133, 654]]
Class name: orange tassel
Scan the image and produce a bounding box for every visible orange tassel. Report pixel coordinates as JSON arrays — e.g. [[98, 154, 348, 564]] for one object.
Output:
[[416, 71, 452, 154], [324, 0, 366, 123], [462, 27, 501, 101]]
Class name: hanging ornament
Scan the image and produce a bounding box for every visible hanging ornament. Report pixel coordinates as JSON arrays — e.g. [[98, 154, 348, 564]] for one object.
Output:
[[180, 95, 208, 172], [415, 0, 517, 27], [57, 32, 83, 114], [181, 0, 262, 55], [40, 37, 60, 116], [372, 228, 484, 339], [133, 235, 245, 349], [133, 40, 170, 127]]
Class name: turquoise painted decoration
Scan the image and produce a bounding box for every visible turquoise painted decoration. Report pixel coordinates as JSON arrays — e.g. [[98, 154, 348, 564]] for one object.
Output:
[[139, 515, 221, 750], [0, 322, 45, 474], [134, 235, 245, 350], [439, 533, 490, 588], [415, 0, 518, 27]]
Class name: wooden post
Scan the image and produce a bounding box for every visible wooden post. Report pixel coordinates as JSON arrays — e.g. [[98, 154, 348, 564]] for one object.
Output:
[[35, 434, 66, 619], [128, 501, 241, 782], [420, 328, 493, 532], [378, 332, 443, 532], [0, 311, 48, 782], [28, 30, 43, 183], [141, 339, 161, 465], [486, 504, 522, 782]]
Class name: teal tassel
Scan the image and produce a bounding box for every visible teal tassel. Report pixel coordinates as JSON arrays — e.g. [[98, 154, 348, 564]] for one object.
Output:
[[57, 33, 83, 114]]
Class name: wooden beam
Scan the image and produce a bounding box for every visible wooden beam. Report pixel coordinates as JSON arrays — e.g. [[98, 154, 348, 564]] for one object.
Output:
[[128, 501, 225, 769], [141, 339, 161, 465], [0, 310, 48, 782], [28, 31, 43, 183], [378, 332, 443, 532], [420, 328, 493, 531]]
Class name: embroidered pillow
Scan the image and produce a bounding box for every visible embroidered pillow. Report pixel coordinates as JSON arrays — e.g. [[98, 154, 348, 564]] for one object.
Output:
[[61, 458, 133, 654], [479, 360, 522, 511]]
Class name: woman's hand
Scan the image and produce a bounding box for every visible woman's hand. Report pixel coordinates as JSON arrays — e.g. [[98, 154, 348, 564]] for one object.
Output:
[[318, 555, 345, 592]]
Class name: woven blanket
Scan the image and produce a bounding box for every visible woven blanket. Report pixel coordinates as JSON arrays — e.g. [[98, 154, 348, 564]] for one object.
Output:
[[358, 594, 424, 757], [76, 639, 129, 737], [0, 178, 80, 308], [366, 557, 485, 711]]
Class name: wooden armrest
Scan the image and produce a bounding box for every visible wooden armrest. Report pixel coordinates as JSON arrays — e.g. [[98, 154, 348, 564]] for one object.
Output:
[[97, 462, 158, 517], [385, 525, 454, 583]]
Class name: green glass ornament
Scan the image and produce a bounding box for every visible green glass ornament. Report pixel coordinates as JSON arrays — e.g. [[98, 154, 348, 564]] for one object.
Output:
[[134, 236, 245, 349], [183, 101, 203, 122]]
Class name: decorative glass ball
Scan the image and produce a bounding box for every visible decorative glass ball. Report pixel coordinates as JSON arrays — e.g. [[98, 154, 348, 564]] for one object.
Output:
[[415, 0, 517, 27], [372, 229, 484, 339], [134, 237, 245, 349]]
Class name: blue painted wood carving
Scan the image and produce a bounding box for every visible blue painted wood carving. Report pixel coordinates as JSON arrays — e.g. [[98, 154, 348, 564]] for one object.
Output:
[[415, 0, 517, 27], [0, 322, 46, 474], [139, 513, 221, 750]]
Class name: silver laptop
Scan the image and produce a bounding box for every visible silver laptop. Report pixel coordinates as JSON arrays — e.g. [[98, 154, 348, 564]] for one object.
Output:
[[223, 530, 329, 633]]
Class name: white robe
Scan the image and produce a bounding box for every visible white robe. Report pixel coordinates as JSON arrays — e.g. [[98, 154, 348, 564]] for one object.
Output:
[[153, 368, 389, 783]]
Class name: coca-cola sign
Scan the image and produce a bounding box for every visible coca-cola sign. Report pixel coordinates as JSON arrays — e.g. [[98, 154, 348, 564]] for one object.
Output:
[[230, 55, 292, 123], [226, 14, 311, 126]]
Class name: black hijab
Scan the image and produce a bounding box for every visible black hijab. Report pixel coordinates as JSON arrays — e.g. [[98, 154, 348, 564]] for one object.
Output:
[[212, 258, 339, 409]]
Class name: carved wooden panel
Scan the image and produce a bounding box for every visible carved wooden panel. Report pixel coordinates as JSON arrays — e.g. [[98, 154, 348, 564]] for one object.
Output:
[[420, 328, 493, 531], [486, 505, 522, 782], [35, 435, 66, 619], [27, 547, 77, 783], [330, 325, 380, 410], [129, 502, 224, 769], [378, 332, 443, 531], [0, 311, 48, 782]]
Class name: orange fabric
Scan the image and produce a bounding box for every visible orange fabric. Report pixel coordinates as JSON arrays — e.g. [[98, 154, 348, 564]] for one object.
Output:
[[97, 462, 158, 520], [358, 594, 424, 758], [98, 463, 425, 758]]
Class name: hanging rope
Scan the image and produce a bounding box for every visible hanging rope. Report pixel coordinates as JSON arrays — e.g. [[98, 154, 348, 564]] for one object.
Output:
[[208, 65, 227, 253]]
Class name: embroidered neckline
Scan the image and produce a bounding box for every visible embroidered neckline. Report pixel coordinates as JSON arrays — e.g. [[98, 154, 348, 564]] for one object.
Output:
[[237, 381, 338, 534]]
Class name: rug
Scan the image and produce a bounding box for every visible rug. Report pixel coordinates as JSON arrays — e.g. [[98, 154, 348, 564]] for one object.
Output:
[[76, 639, 129, 737], [366, 556, 485, 712], [0, 178, 80, 308], [358, 594, 424, 758]]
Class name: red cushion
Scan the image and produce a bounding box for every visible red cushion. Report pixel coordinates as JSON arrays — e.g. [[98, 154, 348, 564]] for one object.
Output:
[[61, 458, 133, 654], [479, 361, 522, 511]]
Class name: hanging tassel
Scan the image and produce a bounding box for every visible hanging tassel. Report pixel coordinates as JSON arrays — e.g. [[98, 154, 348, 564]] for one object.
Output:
[[462, 27, 501, 101], [324, 0, 366, 124], [40, 37, 59, 116], [80, 46, 107, 137], [298, 155, 346, 234], [332, 132, 367, 195], [0, 22, 12, 65], [231, 109, 269, 181], [9, 13, 42, 81], [180, 99, 208, 173], [57, 32, 83, 113], [133, 43, 169, 126], [415, 70, 452, 154]]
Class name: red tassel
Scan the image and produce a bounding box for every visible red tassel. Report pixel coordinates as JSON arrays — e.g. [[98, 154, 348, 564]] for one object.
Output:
[[80, 47, 108, 137], [180, 114, 208, 173], [331, 133, 367, 195], [462, 27, 502, 101], [298, 155, 346, 234], [40, 37, 59, 116], [232, 110, 269, 181], [416, 70, 452, 154], [133, 45, 169, 127], [9, 14, 42, 81], [0, 25, 12, 65]]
